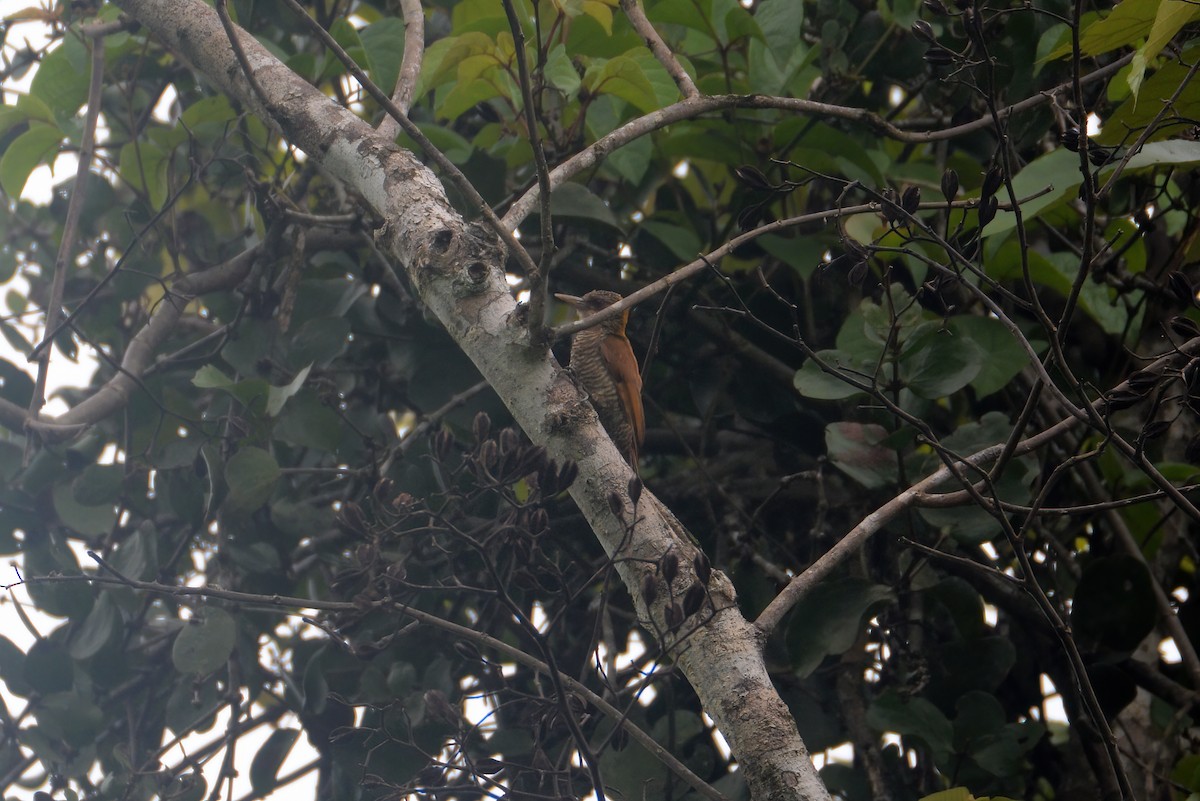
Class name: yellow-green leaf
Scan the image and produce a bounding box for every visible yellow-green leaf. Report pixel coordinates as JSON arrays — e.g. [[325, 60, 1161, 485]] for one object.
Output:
[[0, 122, 60, 198]]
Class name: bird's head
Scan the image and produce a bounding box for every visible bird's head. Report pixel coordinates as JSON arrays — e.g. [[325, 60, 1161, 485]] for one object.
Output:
[[554, 289, 624, 317]]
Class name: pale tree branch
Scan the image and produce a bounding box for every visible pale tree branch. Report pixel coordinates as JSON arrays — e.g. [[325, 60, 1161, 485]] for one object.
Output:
[[754, 335, 1200, 636], [20, 564, 729, 801], [375, 0, 424, 138], [110, 1, 830, 797], [620, 0, 697, 99], [25, 31, 105, 447], [500, 54, 1132, 229]]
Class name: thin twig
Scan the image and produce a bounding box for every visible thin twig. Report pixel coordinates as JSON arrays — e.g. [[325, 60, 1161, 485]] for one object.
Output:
[[499, 0, 554, 344], [375, 0, 424, 138], [620, 0, 697, 98], [24, 32, 105, 456]]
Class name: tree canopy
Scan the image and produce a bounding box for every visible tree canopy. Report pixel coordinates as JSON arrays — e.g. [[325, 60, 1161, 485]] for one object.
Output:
[[2, 0, 1200, 800]]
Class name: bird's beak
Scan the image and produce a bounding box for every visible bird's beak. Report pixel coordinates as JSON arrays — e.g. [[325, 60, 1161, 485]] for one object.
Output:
[[554, 293, 583, 307]]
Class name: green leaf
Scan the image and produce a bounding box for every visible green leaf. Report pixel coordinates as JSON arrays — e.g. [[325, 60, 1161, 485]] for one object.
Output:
[[948, 316, 1030, 398], [899, 327, 983, 399], [71, 463, 124, 506], [222, 447, 280, 516], [172, 608, 237, 675], [68, 593, 120, 660], [1072, 556, 1157, 650], [585, 53, 659, 113], [266, 364, 311, 417], [0, 123, 61, 198], [755, 0, 804, 64], [1123, 139, 1200, 169], [867, 690, 954, 762], [23, 639, 74, 694], [638, 220, 700, 262], [0, 357, 35, 406], [826, 421, 898, 489], [793, 350, 872, 400], [1099, 51, 1200, 144], [1046, 0, 1159, 60], [29, 35, 91, 119], [606, 131, 652, 184], [53, 479, 117, 537], [544, 43, 581, 96], [786, 577, 894, 677], [192, 364, 235, 389], [545, 181, 620, 228], [289, 317, 351, 367], [1143, 1, 1200, 68], [110, 522, 159, 581], [250, 728, 301, 793], [0, 634, 30, 696], [35, 691, 105, 746], [360, 18, 407, 98], [918, 790, 974, 801], [982, 148, 1079, 239]]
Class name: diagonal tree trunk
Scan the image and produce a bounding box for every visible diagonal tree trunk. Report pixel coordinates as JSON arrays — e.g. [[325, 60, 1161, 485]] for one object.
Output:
[[110, 0, 831, 798]]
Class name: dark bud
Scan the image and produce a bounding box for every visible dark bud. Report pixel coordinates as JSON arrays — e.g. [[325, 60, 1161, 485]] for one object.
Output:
[[423, 689, 460, 726], [734, 164, 775, 192], [339, 502, 367, 535], [1182, 358, 1200, 391], [978, 196, 999, 227], [475, 758, 504, 775], [682, 580, 707, 618], [1168, 315, 1200, 340], [902, 185, 921, 215], [1140, 419, 1172, 442], [416, 766, 445, 787], [848, 257, 870, 286], [737, 203, 765, 231], [628, 476, 643, 506], [1060, 128, 1080, 152], [641, 573, 659, 607], [1088, 147, 1112, 167], [880, 187, 904, 223], [373, 478, 395, 504], [499, 427, 519, 454], [1102, 388, 1145, 412], [528, 507, 550, 535], [694, 551, 712, 585], [1186, 433, 1200, 465], [1126, 368, 1161, 393], [607, 491, 624, 518], [940, 168, 959, 202], [923, 0, 949, 14], [981, 165, 1004, 200], [432, 428, 454, 461], [661, 551, 680, 585], [1167, 271, 1195, 305], [826, 252, 856, 272], [923, 46, 955, 66], [664, 602, 685, 632], [911, 19, 936, 43], [453, 641, 483, 663], [538, 459, 559, 495], [558, 460, 579, 490], [956, 229, 980, 261], [478, 439, 499, 472], [473, 411, 491, 443]]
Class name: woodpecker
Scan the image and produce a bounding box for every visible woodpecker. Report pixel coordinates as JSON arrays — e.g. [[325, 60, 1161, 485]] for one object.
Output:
[[555, 290, 645, 466]]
